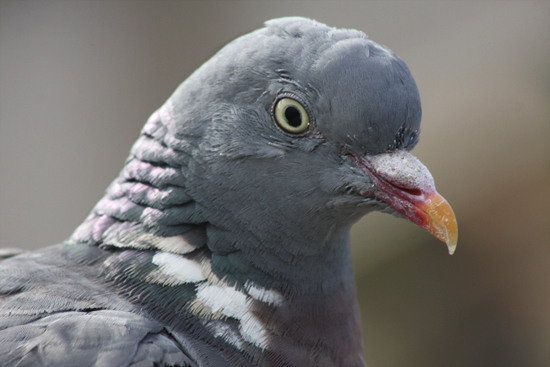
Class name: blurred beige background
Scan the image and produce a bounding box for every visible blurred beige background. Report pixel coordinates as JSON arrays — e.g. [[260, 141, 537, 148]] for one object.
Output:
[[1, 1, 548, 366]]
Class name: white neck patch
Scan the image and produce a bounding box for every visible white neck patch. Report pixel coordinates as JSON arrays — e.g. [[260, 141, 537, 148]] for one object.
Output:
[[149, 250, 284, 350], [152, 252, 206, 283]]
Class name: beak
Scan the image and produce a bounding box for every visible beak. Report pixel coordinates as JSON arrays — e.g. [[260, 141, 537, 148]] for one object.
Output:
[[415, 192, 458, 254], [351, 150, 458, 255]]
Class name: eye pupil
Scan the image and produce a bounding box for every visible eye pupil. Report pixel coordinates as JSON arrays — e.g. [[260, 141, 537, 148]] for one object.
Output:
[[284, 106, 302, 128]]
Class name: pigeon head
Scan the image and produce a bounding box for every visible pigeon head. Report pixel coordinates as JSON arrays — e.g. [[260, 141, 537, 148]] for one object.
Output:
[[155, 17, 451, 254], [72, 16, 456, 286]]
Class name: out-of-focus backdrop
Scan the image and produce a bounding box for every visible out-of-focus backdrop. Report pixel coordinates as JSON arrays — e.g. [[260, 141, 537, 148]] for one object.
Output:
[[1, 1, 548, 366]]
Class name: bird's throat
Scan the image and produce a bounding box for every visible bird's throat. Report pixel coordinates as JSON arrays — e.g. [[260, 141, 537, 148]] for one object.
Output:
[[254, 276, 365, 366], [207, 231, 366, 366]]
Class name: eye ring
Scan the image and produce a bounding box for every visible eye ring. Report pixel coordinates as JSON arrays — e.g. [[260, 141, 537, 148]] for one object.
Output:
[[273, 97, 310, 134]]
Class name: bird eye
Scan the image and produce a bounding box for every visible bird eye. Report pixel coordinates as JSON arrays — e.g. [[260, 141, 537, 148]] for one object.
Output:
[[274, 98, 310, 134]]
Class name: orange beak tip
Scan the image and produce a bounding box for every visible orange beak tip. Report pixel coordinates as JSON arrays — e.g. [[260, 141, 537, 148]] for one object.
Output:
[[417, 192, 458, 255]]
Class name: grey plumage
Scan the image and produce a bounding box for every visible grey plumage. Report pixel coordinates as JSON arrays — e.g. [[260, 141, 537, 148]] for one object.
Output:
[[0, 17, 456, 366]]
